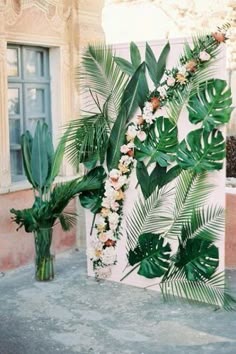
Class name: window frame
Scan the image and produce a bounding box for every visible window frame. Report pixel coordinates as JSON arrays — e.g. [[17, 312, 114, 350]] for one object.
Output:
[[7, 44, 51, 183]]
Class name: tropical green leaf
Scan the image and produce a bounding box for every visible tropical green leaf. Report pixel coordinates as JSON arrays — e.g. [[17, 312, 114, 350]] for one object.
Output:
[[65, 111, 110, 167], [160, 268, 236, 311], [145, 42, 170, 87], [174, 229, 219, 281], [136, 162, 182, 199], [21, 131, 37, 189], [79, 166, 106, 213], [188, 79, 233, 132], [126, 187, 174, 251], [114, 57, 135, 76], [46, 133, 66, 186], [78, 44, 128, 119], [184, 206, 224, 243], [130, 41, 141, 69], [177, 128, 225, 173], [31, 122, 49, 189], [134, 117, 178, 166], [107, 62, 147, 171], [128, 233, 171, 278], [59, 212, 77, 231], [165, 170, 214, 239]]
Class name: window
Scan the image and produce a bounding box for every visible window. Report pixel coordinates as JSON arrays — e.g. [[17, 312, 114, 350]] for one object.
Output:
[[7, 45, 51, 182]]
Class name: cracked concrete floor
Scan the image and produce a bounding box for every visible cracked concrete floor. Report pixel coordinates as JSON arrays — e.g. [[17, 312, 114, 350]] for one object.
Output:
[[0, 250, 236, 354]]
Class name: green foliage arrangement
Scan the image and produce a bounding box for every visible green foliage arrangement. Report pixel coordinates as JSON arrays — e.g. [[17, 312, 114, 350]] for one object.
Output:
[[65, 24, 235, 309], [10, 122, 104, 280]]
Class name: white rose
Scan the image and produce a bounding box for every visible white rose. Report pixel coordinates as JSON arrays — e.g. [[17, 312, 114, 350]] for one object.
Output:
[[167, 76, 175, 87], [108, 212, 119, 225], [127, 142, 135, 149], [120, 155, 133, 166], [110, 200, 119, 212], [120, 144, 130, 154], [136, 130, 147, 142], [109, 169, 121, 180], [99, 233, 109, 243], [101, 246, 117, 265], [199, 50, 211, 62], [126, 125, 138, 139], [105, 230, 116, 240], [157, 85, 168, 98], [112, 175, 128, 190]]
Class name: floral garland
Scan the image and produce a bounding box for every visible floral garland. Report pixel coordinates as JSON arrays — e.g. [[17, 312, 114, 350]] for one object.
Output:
[[89, 28, 228, 278]]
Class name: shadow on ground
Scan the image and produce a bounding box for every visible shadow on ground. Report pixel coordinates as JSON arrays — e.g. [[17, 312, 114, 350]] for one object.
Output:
[[0, 250, 236, 354]]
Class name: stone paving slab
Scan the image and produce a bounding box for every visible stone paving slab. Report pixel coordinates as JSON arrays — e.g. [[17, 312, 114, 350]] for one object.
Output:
[[0, 250, 236, 354]]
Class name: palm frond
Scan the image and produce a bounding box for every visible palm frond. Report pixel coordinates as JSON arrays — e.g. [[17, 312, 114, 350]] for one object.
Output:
[[164, 170, 214, 239], [160, 267, 236, 311], [64, 112, 110, 167], [58, 212, 77, 232], [184, 206, 224, 243], [126, 186, 175, 252], [77, 43, 128, 120]]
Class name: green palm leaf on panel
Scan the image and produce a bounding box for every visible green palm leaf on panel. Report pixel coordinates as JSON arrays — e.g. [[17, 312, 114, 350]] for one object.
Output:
[[188, 79, 233, 132], [177, 128, 225, 173], [78, 44, 128, 120], [160, 269, 236, 311]]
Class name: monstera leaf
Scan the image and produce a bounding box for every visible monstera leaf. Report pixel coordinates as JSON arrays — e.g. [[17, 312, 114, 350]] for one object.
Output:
[[188, 79, 233, 132], [134, 117, 178, 166], [177, 128, 225, 173], [128, 233, 171, 279], [174, 229, 219, 281]]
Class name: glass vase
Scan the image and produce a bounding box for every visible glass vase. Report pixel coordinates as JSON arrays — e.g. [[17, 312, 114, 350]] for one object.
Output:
[[34, 227, 54, 281]]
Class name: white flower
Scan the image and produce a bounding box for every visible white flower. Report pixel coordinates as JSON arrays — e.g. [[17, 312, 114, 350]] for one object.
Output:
[[157, 85, 168, 98], [136, 130, 147, 142], [98, 233, 109, 243], [199, 50, 211, 62], [127, 142, 135, 149], [110, 200, 119, 212], [102, 197, 112, 209], [167, 76, 176, 87], [88, 239, 103, 261], [105, 230, 116, 240], [95, 266, 112, 279], [119, 155, 133, 166], [177, 66, 187, 75], [111, 175, 128, 190], [120, 144, 130, 154], [109, 169, 121, 180], [144, 101, 153, 113], [109, 222, 118, 231], [144, 114, 155, 124], [101, 246, 117, 265], [126, 125, 138, 139], [108, 212, 119, 226]]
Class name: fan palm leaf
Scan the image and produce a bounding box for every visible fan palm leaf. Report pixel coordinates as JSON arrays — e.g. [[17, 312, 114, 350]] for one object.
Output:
[[77, 43, 128, 120]]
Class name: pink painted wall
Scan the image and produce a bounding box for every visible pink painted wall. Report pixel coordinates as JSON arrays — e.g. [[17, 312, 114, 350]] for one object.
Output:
[[226, 193, 236, 269], [0, 189, 76, 271]]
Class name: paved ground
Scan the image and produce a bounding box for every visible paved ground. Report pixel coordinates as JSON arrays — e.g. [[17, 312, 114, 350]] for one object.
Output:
[[0, 250, 236, 354]]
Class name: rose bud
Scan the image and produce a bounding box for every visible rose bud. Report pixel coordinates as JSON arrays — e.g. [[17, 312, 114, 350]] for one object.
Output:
[[212, 32, 226, 43], [150, 97, 160, 110], [104, 239, 116, 247]]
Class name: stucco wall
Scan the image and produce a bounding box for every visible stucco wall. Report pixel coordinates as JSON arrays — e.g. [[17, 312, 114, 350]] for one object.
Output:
[[0, 190, 76, 271], [226, 193, 236, 268]]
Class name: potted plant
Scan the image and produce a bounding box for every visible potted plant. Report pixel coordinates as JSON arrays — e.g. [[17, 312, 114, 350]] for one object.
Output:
[[10, 121, 105, 281]]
